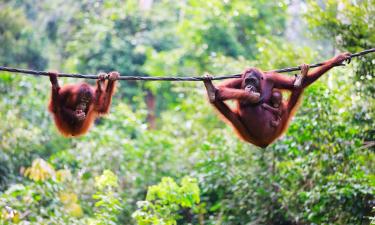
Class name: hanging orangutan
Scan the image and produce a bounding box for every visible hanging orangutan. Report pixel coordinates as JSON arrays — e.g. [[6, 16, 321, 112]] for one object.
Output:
[[48, 71, 119, 137], [204, 53, 351, 148]]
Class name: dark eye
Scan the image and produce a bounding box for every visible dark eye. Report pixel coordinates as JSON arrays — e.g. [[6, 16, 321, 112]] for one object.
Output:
[[246, 77, 259, 85]]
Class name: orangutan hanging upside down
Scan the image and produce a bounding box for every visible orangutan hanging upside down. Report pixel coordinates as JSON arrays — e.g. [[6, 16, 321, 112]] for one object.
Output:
[[204, 53, 351, 148], [48, 71, 119, 137]]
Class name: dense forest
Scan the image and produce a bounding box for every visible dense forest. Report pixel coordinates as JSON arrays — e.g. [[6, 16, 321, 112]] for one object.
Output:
[[0, 0, 374, 224]]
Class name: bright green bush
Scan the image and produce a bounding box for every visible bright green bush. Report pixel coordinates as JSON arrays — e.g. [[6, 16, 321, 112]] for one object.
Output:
[[132, 176, 200, 225]]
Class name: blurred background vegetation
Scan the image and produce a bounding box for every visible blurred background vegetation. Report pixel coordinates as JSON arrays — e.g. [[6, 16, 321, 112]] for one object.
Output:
[[0, 0, 374, 224]]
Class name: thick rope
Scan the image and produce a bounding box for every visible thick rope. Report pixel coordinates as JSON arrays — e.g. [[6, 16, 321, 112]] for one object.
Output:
[[0, 48, 374, 81]]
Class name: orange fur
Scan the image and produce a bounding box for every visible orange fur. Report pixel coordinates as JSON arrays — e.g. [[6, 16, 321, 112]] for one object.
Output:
[[48, 72, 118, 137], [204, 53, 351, 148]]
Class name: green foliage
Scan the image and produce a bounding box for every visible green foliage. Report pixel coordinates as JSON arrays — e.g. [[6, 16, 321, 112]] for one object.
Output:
[[0, 158, 82, 224], [91, 170, 122, 225], [0, 159, 125, 224], [0, 5, 46, 69], [306, 0, 375, 99], [143, 0, 288, 77], [132, 176, 200, 225], [306, 0, 374, 51]]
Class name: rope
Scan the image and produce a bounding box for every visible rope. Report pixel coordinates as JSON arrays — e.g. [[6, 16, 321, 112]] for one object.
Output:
[[0, 48, 374, 81]]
